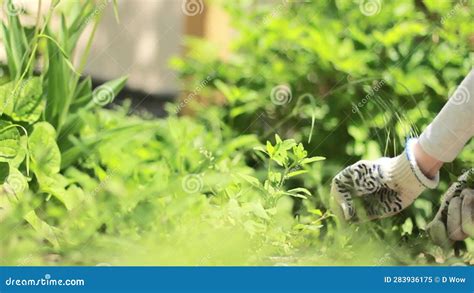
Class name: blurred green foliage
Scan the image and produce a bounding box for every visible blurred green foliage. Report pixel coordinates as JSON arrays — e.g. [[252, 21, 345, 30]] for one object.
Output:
[[170, 0, 473, 262], [1, 0, 473, 266]]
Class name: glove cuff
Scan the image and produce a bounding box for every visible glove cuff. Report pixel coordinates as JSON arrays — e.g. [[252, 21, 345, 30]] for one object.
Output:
[[382, 139, 439, 202], [405, 138, 439, 189]]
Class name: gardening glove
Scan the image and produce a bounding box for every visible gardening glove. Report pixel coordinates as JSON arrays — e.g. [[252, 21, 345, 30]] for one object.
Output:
[[330, 138, 439, 221], [426, 169, 474, 247]]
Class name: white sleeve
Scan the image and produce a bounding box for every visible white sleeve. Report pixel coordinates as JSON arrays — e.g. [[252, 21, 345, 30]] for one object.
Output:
[[418, 69, 474, 162]]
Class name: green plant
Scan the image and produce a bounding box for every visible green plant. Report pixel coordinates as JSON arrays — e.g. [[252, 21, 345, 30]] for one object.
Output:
[[0, 0, 131, 246], [254, 134, 325, 207], [171, 0, 473, 262]]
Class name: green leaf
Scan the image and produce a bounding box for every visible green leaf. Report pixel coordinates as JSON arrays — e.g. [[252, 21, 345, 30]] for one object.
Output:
[[37, 173, 71, 209], [0, 77, 45, 123], [275, 134, 282, 144], [88, 75, 128, 107], [236, 173, 261, 187], [29, 122, 61, 178], [0, 121, 20, 161], [401, 217, 414, 236], [292, 143, 307, 160], [45, 27, 73, 128], [1, 5, 29, 80], [248, 202, 270, 220], [62, 184, 86, 210], [308, 209, 323, 216], [288, 187, 312, 196], [284, 192, 307, 199], [253, 145, 267, 154], [0, 81, 15, 115], [70, 76, 92, 110], [301, 156, 326, 164], [24, 210, 60, 248], [266, 141, 275, 156], [286, 169, 308, 178], [279, 139, 297, 151], [214, 80, 233, 101], [10, 77, 45, 123]]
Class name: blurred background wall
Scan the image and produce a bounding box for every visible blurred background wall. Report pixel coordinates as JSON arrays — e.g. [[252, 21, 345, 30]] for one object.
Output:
[[82, 0, 183, 96], [2, 0, 232, 101]]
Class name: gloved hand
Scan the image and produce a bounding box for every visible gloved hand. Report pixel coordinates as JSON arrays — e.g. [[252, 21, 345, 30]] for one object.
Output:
[[330, 139, 439, 221], [427, 169, 474, 246]]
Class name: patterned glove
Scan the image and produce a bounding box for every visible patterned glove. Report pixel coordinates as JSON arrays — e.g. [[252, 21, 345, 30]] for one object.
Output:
[[427, 169, 474, 246], [330, 139, 439, 221]]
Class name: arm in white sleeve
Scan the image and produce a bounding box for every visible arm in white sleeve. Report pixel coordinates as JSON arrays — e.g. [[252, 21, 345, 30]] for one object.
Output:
[[418, 69, 474, 162]]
